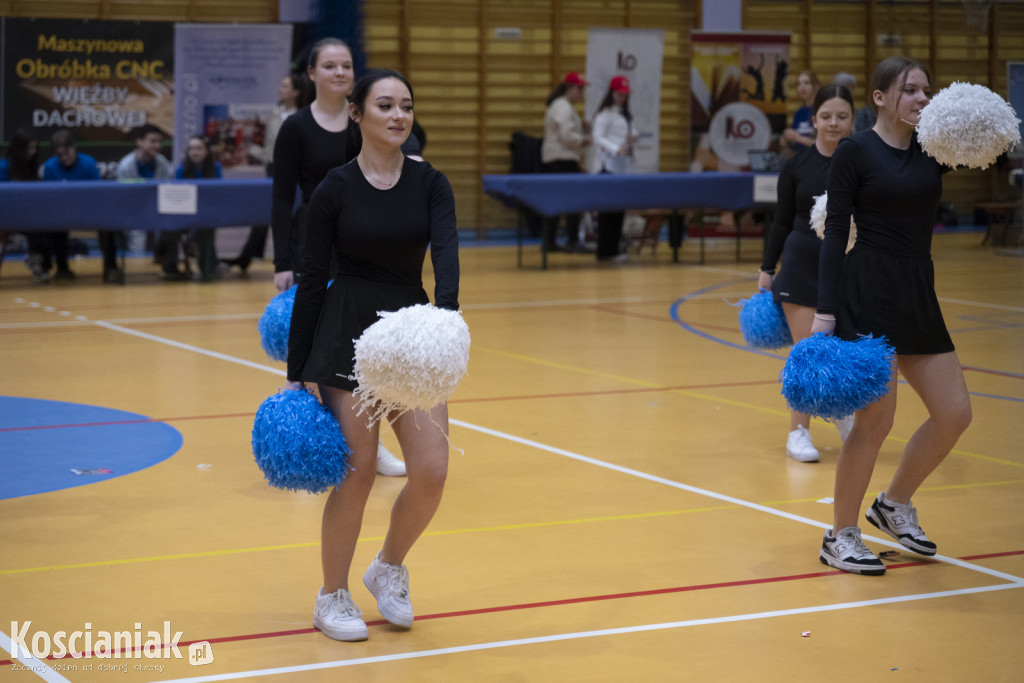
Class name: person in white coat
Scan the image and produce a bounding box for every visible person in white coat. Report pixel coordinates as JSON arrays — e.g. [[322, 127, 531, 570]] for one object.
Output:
[[589, 75, 637, 261], [540, 71, 591, 252]]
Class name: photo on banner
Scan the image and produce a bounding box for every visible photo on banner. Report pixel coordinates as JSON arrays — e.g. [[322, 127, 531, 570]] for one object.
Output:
[[690, 31, 790, 173], [0, 17, 174, 177], [173, 24, 292, 177], [585, 28, 666, 174]]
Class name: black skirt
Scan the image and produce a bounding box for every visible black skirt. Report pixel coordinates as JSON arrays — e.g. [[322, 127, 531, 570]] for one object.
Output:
[[772, 231, 821, 309], [300, 275, 430, 390], [834, 245, 954, 355]]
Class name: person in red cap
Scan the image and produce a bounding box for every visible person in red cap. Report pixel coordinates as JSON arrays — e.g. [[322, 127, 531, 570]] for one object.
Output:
[[588, 75, 638, 261], [540, 72, 592, 253]]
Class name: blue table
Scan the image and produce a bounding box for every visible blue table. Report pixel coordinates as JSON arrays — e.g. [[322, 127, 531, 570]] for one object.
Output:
[[482, 172, 769, 268], [0, 178, 271, 281]]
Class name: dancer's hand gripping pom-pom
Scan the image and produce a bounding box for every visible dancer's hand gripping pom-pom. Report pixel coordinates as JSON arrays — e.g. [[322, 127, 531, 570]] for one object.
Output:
[[251, 388, 349, 493], [916, 82, 1021, 169], [257, 285, 296, 362], [735, 291, 793, 350], [810, 192, 857, 252], [780, 333, 894, 420], [352, 304, 471, 424]]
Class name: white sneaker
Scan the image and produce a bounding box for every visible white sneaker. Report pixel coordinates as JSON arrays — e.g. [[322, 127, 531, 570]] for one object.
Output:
[[363, 553, 414, 628], [313, 587, 368, 641], [786, 425, 819, 462], [376, 440, 406, 476], [835, 415, 855, 442], [819, 526, 886, 575]]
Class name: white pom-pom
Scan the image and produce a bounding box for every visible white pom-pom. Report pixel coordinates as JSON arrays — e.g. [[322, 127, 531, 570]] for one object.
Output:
[[352, 304, 470, 423], [917, 82, 1021, 169], [810, 192, 857, 253]]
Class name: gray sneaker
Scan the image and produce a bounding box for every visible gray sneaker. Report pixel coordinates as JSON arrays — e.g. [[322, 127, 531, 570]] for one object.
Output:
[[363, 553, 414, 628], [820, 526, 886, 575], [866, 493, 937, 556], [313, 587, 368, 641]]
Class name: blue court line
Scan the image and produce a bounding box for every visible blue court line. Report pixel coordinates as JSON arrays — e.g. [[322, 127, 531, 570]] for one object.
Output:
[[669, 279, 1024, 404]]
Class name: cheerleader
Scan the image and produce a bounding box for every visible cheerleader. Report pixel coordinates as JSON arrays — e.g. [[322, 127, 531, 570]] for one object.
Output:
[[812, 57, 972, 575], [759, 83, 856, 462], [284, 70, 460, 640]]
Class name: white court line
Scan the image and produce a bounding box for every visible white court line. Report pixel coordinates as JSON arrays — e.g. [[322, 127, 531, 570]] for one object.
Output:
[[90, 321, 285, 378], [937, 297, 1024, 313], [450, 419, 1024, 584], [0, 631, 71, 683], [0, 313, 260, 330], [154, 582, 1023, 683]]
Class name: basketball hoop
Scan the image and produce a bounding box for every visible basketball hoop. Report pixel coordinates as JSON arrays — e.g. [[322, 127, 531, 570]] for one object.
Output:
[[963, 0, 992, 32]]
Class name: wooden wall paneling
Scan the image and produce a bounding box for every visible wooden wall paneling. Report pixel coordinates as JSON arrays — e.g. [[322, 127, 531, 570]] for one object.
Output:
[[803, 0, 813, 72], [744, 0, 1024, 224], [477, 0, 487, 236]]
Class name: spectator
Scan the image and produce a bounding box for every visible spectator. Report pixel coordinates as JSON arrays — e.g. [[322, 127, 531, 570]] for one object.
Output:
[[116, 125, 178, 280], [1, 128, 59, 283], [589, 75, 638, 262], [782, 70, 819, 151], [175, 135, 223, 279], [42, 129, 105, 282], [834, 71, 878, 133], [540, 72, 591, 253]]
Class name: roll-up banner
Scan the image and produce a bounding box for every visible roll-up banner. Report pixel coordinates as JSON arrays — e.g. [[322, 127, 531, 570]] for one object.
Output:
[[585, 28, 666, 174], [173, 24, 292, 177]]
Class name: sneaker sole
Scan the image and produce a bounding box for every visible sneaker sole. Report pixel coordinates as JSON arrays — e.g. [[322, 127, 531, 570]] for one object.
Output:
[[313, 616, 368, 642], [819, 549, 886, 576], [363, 572, 413, 629], [865, 506, 937, 556]]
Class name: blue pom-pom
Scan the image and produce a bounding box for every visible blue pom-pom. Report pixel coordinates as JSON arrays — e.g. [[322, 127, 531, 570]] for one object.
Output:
[[780, 333, 895, 419], [737, 291, 793, 349], [251, 389, 349, 493], [257, 285, 296, 362]]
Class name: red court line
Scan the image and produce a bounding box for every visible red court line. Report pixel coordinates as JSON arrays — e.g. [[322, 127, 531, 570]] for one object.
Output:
[[5, 549, 1019, 665], [0, 380, 781, 432], [0, 413, 255, 433], [449, 380, 780, 404]]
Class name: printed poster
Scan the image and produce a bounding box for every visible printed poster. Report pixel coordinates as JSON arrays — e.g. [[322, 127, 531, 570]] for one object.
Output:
[[691, 31, 790, 171], [173, 24, 291, 175], [0, 17, 174, 177]]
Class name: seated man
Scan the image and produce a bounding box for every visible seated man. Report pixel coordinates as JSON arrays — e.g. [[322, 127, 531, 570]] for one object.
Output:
[[115, 125, 181, 280], [41, 129, 101, 281]]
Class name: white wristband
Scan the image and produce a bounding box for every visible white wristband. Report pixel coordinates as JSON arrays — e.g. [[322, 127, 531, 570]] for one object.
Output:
[[814, 313, 836, 321]]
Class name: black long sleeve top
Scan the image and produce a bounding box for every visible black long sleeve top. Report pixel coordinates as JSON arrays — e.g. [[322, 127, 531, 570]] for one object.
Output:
[[760, 146, 830, 273], [287, 157, 460, 381], [270, 106, 359, 273], [817, 131, 944, 314]]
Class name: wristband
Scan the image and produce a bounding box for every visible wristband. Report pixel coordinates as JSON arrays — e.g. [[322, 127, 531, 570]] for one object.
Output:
[[814, 313, 836, 321]]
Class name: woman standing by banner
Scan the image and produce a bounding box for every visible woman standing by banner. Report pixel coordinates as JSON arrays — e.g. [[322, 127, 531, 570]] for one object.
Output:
[[589, 75, 638, 262], [540, 72, 591, 253]]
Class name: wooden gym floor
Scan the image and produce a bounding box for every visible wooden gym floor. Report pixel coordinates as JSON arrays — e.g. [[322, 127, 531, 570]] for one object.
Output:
[[1, 232, 1022, 681]]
